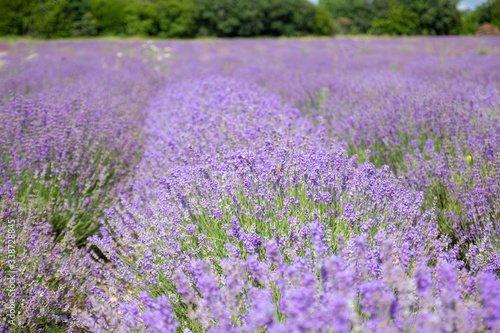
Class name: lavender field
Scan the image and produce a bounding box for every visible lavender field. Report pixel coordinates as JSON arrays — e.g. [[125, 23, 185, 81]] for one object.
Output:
[[1, 37, 500, 332]]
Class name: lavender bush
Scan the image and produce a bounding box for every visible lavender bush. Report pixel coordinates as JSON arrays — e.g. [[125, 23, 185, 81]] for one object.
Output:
[[1, 37, 499, 332]]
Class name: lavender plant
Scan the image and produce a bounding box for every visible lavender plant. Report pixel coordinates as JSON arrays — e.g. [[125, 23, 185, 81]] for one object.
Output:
[[1, 37, 499, 332]]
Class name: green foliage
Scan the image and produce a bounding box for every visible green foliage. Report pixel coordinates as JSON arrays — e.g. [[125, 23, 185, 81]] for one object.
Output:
[[266, 0, 316, 36], [90, 0, 128, 35], [0, 0, 492, 38], [371, 4, 420, 36], [462, 10, 480, 35], [493, 6, 500, 28], [321, 0, 462, 35], [0, 0, 99, 38], [31, 0, 73, 38], [458, 0, 500, 35], [314, 6, 334, 36], [404, 0, 462, 35], [194, 0, 266, 37], [68, 0, 97, 36], [155, 0, 198, 38], [0, 0, 35, 35], [320, 0, 375, 34], [476, 0, 500, 28], [71, 12, 97, 37], [114, 0, 198, 37], [123, 0, 158, 36], [194, 0, 316, 37]]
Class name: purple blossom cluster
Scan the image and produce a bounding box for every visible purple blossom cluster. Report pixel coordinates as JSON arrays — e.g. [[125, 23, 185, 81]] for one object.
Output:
[[1, 37, 500, 332]]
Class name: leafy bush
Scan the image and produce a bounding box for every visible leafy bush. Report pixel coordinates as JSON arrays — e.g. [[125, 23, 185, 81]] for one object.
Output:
[[333, 17, 353, 34], [476, 23, 500, 35]]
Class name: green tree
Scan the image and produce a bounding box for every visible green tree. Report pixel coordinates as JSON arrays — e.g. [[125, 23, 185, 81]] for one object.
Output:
[[90, 0, 128, 35], [314, 6, 334, 35], [31, 0, 73, 38], [194, 0, 267, 37], [194, 0, 316, 37], [0, 0, 35, 35], [156, 0, 198, 38], [476, 0, 500, 29], [395, 0, 461, 35], [319, 0, 375, 34], [263, 0, 316, 36], [372, 0, 392, 19], [70, 12, 97, 36], [121, 0, 198, 37], [461, 9, 479, 34], [123, 0, 158, 36], [371, 3, 419, 35], [322, 0, 461, 35], [67, 0, 96, 36]]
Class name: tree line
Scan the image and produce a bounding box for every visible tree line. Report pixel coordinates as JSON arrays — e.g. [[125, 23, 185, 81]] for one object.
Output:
[[320, 0, 500, 36], [0, 0, 499, 38]]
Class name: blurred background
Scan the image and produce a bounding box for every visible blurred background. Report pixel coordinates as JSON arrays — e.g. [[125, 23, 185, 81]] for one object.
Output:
[[0, 0, 498, 39]]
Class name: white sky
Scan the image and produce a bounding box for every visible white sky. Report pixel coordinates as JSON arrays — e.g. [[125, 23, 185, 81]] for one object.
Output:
[[458, 0, 487, 9], [308, 0, 487, 10]]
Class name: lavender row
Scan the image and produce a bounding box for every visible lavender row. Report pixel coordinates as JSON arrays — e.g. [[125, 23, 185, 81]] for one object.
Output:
[[0, 41, 162, 330]]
